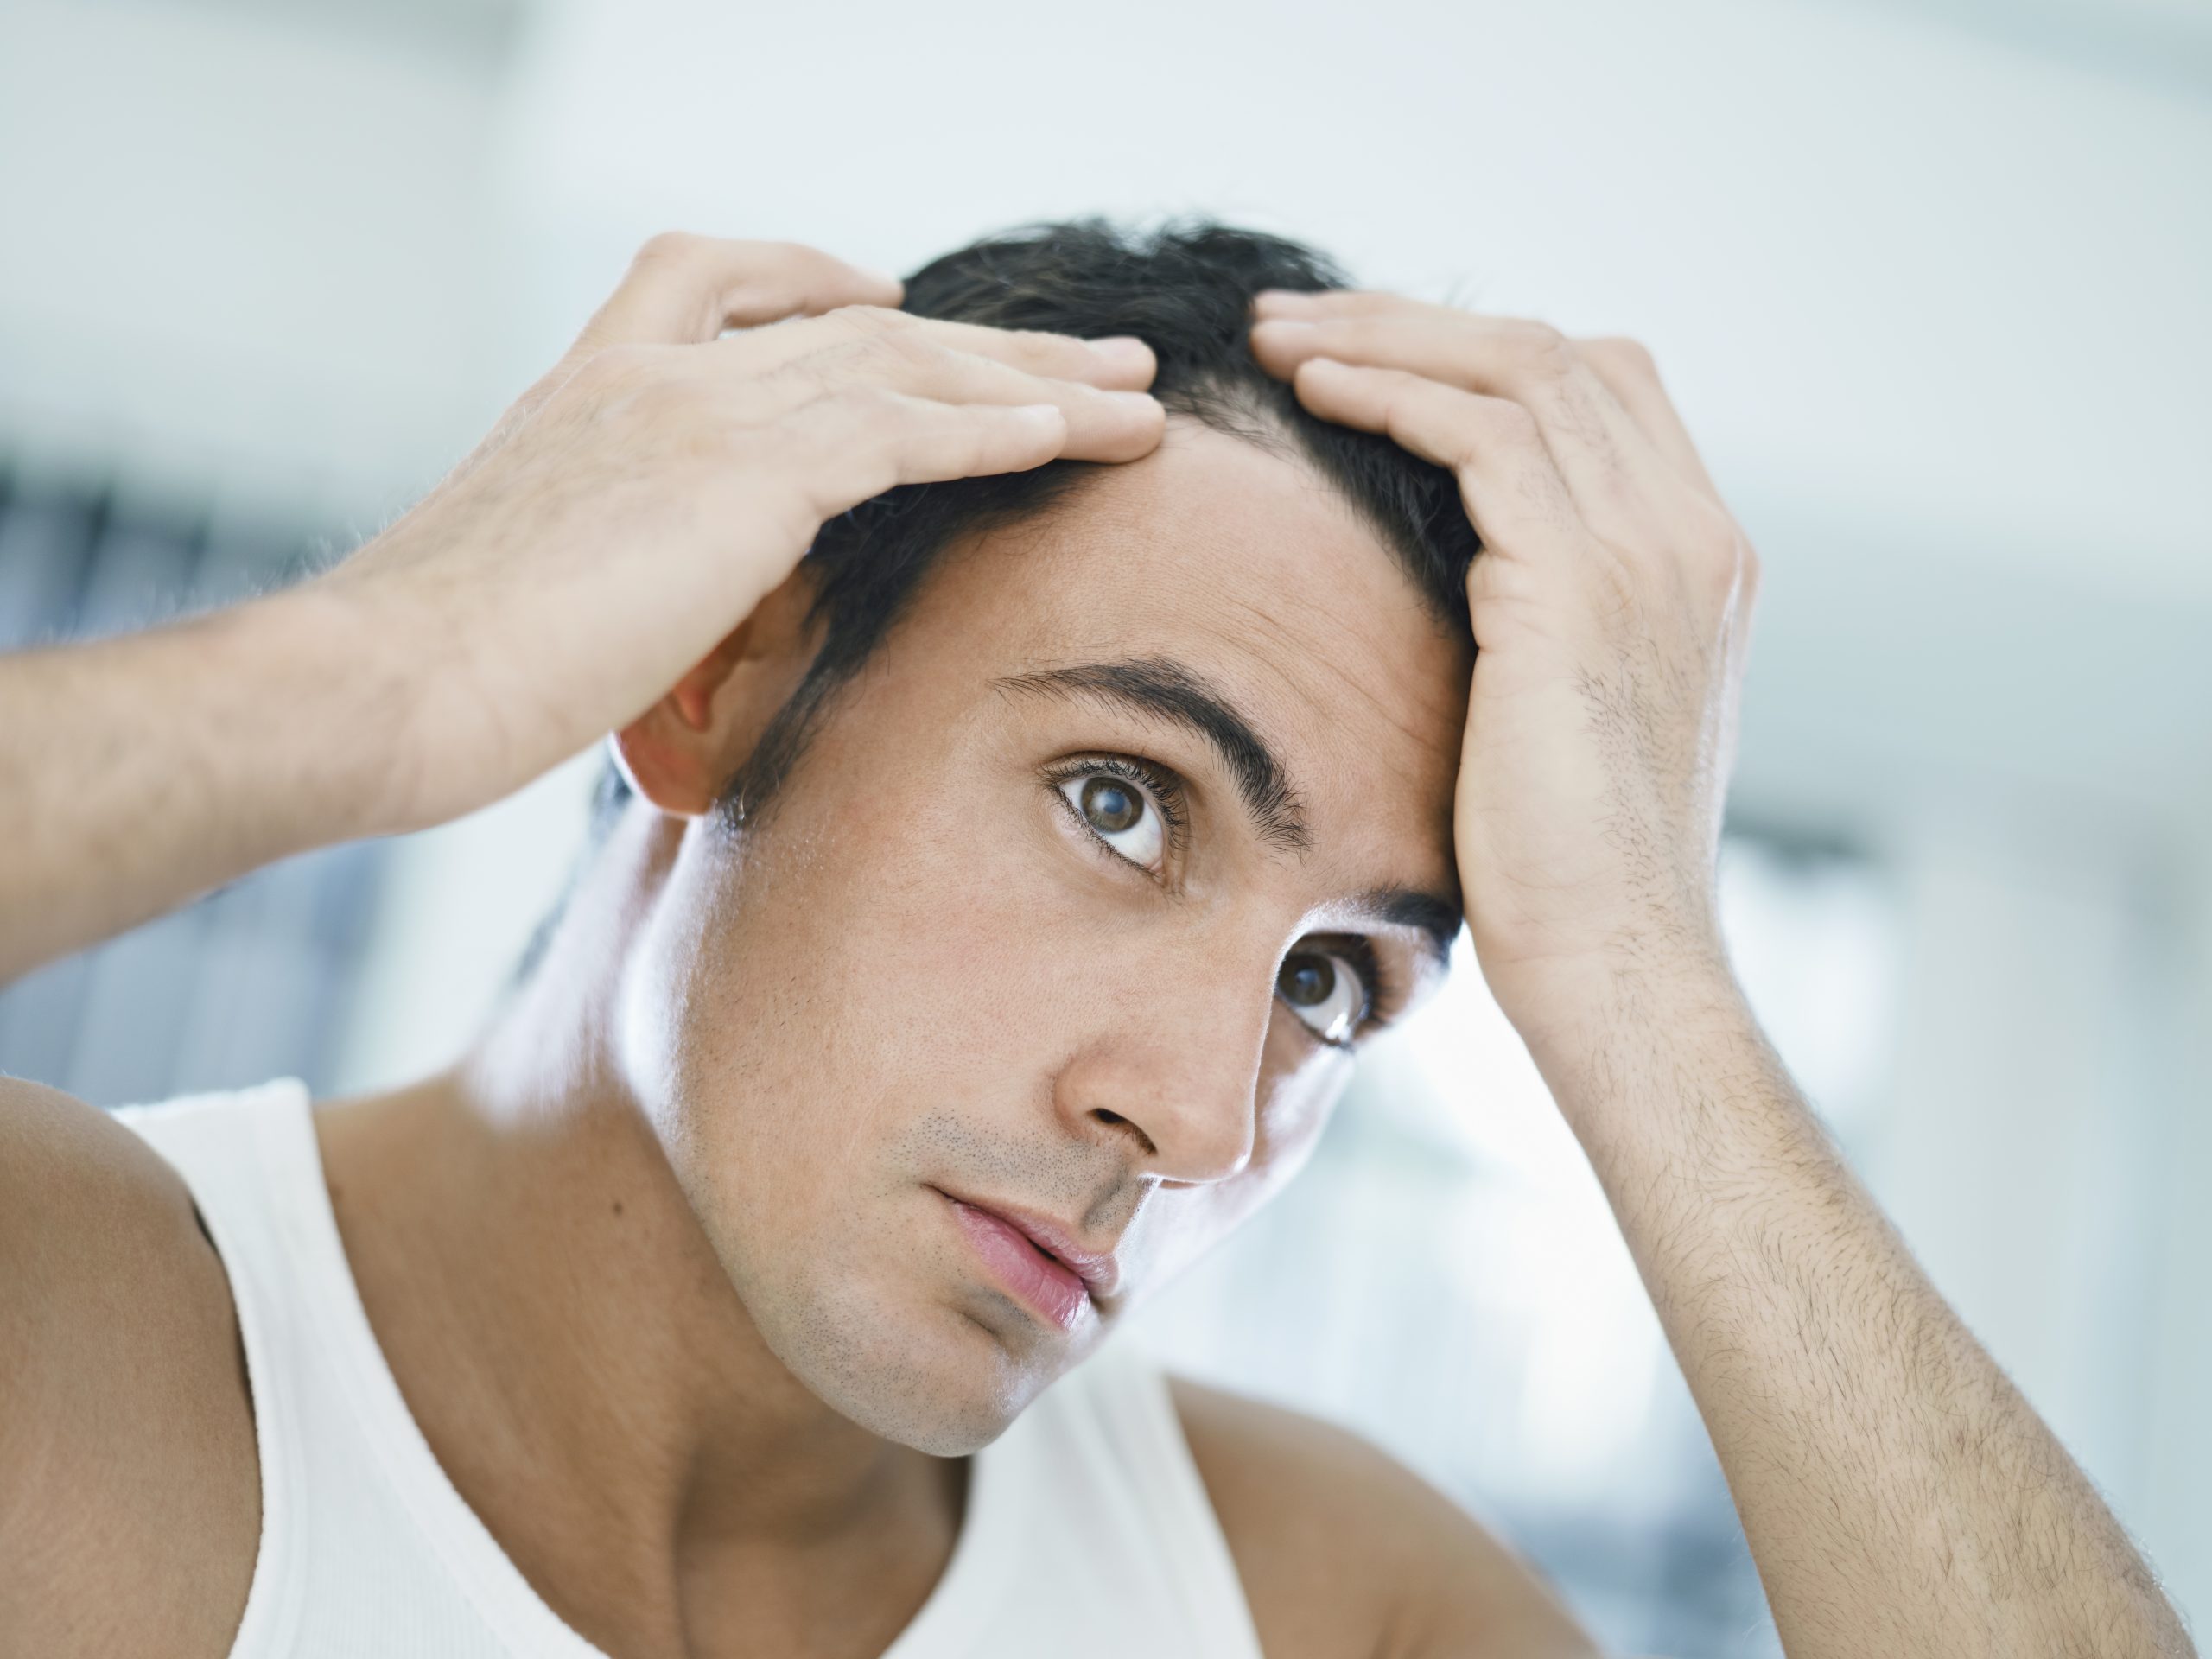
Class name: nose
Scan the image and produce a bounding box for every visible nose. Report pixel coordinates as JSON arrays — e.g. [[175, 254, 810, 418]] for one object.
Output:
[[1052, 944, 1279, 1186]]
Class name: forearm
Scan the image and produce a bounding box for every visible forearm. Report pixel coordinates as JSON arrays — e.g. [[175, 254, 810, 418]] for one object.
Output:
[[0, 585, 418, 982], [1529, 964, 2190, 1658]]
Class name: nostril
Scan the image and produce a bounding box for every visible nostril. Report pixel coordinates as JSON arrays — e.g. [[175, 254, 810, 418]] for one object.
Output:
[[1090, 1108, 1159, 1157]]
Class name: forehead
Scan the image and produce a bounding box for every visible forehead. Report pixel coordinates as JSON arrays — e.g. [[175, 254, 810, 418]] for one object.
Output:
[[901, 418, 1470, 882]]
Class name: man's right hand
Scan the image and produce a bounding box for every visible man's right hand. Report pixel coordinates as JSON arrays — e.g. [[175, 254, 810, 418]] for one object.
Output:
[[0, 234, 1162, 984], [312, 232, 1165, 833]]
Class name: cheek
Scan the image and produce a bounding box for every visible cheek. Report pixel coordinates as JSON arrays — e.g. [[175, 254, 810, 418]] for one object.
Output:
[[645, 769, 1074, 1216], [1249, 1020, 1351, 1187]]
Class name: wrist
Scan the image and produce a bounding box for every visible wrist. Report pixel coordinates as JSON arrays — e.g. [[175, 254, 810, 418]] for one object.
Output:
[[238, 580, 435, 842], [1503, 945, 1759, 1124]]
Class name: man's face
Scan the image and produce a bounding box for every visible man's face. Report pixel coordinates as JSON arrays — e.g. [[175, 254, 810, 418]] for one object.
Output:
[[620, 420, 1471, 1452]]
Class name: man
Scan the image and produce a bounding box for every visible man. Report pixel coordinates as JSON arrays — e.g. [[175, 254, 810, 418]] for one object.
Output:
[[0, 220, 2190, 1659]]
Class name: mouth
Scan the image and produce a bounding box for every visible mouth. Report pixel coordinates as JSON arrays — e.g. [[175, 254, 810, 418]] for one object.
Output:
[[931, 1187, 1119, 1332]]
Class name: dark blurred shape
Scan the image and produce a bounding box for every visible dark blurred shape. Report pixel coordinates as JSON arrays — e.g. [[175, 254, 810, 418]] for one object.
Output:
[[0, 461, 385, 1107]]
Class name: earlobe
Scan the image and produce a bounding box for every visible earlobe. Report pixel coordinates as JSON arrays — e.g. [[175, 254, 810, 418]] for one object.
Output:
[[611, 658, 731, 817], [609, 566, 824, 819]]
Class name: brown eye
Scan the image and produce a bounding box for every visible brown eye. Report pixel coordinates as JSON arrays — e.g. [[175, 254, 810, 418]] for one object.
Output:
[[1278, 954, 1335, 1007], [1276, 949, 1366, 1046], [1057, 768, 1166, 873], [1081, 776, 1142, 834]]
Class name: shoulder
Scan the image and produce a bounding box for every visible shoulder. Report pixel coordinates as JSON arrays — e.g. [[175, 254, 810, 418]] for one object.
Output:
[[0, 1075, 259, 1656], [1169, 1374, 1600, 1659]]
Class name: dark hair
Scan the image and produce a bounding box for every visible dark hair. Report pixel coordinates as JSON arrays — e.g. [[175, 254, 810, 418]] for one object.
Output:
[[589, 217, 1478, 842]]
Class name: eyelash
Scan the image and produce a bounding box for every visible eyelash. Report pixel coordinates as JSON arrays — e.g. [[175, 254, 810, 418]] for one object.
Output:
[[1039, 753, 1398, 1046], [1041, 752, 1192, 870], [1324, 935, 1392, 1047]]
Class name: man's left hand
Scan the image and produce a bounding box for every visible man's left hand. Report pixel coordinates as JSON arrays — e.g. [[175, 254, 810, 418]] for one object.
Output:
[[1249, 292, 1759, 1069]]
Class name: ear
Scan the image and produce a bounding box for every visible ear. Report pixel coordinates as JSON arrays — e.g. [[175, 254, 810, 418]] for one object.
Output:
[[611, 565, 825, 817]]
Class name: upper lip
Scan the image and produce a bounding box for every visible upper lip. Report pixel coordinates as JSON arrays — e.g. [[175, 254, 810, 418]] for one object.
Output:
[[938, 1189, 1124, 1301]]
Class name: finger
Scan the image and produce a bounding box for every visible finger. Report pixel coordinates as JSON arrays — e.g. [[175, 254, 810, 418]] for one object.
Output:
[[897, 316, 1155, 391], [791, 395, 1074, 518], [490, 238, 906, 444], [1573, 336, 1718, 495], [1253, 311, 1677, 521], [1287, 357, 1586, 563], [1258, 291, 1722, 503], [717, 306, 1157, 391], [748, 334, 1164, 463], [579, 233, 903, 355], [1251, 288, 1422, 321]]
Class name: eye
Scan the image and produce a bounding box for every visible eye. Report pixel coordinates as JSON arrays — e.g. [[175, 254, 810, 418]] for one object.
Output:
[[1056, 767, 1167, 874], [1275, 945, 1373, 1048]]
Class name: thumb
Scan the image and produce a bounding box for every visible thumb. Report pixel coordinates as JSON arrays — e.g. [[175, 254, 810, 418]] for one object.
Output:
[[569, 232, 904, 359]]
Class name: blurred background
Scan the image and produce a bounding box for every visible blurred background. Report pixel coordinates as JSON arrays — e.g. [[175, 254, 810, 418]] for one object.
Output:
[[2, 0, 2207, 1651]]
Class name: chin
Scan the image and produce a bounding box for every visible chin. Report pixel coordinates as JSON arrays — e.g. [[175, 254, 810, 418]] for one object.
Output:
[[754, 1270, 1067, 1456]]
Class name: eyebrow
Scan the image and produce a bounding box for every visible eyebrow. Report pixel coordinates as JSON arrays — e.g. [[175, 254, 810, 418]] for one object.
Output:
[[992, 656, 1311, 853], [1349, 887, 1463, 970], [988, 657, 1465, 967]]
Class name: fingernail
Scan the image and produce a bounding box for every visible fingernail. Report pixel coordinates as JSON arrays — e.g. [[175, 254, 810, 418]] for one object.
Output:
[[1252, 289, 1322, 313], [1252, 318, 1317, 334], [1103, 390, 1163, 410], [1088, 334, 1153, 366]]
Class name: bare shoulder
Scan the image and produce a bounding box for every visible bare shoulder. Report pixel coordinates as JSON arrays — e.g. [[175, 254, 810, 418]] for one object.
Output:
[[1170, 1375, 1601, 1659], [0, 1075, 259, 1657]]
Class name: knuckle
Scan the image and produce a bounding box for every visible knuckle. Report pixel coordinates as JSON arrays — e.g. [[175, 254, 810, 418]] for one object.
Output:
[[1497, 318, 1573, 375], [827, 302, 907, 338], [631, 229, 703, 271], [823, 382, 906, 426], [1682, 503, 1750, 588], [1005, 327, 1077, 362], [1732, 536, 1764, 596], [1688, 493, 1739, 551], [801, 393, 907, 491], [1584, 335, 1657, 379], [1484, 397, 1544, 445], [782, 339, 868, 386], [757, 239, 846, 289], [868, 324, 938, 372]]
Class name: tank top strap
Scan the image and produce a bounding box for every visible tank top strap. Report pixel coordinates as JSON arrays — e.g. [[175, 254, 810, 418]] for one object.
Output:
[[116, 1080, 608, 1659]]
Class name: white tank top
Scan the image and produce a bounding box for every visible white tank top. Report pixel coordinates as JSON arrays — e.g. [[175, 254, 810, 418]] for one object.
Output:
[[114, 1081, 1266, 1659]]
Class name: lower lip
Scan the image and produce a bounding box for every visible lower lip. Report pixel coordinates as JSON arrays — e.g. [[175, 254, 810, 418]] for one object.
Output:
[[946, 1198, 1090, 1332]]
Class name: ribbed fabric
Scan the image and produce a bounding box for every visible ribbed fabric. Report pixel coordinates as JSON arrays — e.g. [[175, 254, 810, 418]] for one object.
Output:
[[114, 1082, 1264, 1659]]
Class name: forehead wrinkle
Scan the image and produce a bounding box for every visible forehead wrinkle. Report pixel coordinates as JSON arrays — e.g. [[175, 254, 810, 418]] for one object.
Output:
[[1212, 583, 1463, 804]]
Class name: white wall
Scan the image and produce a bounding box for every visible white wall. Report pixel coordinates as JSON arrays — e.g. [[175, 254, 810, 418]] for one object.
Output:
[[0, 0, 512, 524], [1872, 815, 2164, 1496]]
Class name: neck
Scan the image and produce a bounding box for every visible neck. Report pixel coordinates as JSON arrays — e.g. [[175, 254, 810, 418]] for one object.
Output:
[[318, 810, 963, 1654]]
